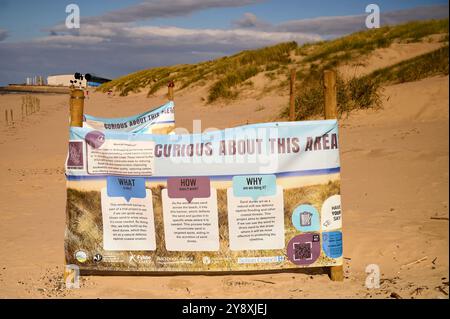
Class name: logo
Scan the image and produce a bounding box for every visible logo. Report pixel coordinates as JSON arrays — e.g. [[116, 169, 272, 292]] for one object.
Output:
[[129, 253, 152, 264], [75, 250, 87, 263], [300, 211, 312, 226], [93, 253, 103, 263]]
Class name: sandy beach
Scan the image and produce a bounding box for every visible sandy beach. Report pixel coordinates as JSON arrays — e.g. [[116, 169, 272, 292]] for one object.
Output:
[[0, 71, 448, 298]]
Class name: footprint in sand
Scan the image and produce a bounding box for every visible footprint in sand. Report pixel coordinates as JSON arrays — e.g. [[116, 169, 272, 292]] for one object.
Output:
[[167, 278, 193, 290]]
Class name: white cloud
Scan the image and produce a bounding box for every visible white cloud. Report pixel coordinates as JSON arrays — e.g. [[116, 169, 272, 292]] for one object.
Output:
[[232, 13, 271, 29], [35, 35, 107, 45], [277, 4, 449, 37], [1, 4, 448, 85], [83, 0, 265, 24], [41, 23, 321, 48]]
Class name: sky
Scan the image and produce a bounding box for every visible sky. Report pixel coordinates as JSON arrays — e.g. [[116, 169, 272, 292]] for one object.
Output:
[[0, 0, 448, 85]]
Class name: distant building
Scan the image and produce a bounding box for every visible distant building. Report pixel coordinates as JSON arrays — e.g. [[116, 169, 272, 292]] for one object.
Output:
[[47, 73, 111, 88], [47, 74, 87, 88], [25, 76, 45, 86]]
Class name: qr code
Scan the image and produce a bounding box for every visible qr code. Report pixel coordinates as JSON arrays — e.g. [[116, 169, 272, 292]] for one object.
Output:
[[293, 242, 312, 261]]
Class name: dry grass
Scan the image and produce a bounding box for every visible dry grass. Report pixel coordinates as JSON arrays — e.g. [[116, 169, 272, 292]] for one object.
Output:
[[65, 180, 341, 272], [99, 18, 448, 105]]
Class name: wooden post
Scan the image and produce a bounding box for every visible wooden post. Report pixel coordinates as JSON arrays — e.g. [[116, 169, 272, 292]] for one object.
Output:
[[323, 69, 344, 282], [70, 89, 84, 127], [168, 80, 174, 101], [5, 109, 8, 126], [10, 109, 13, 124], [324, 70, 338, 119], [289, 69, 296, 121], [64, 89, 84, 283]]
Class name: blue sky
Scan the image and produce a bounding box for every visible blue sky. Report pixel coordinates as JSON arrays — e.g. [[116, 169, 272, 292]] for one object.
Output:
[[0, 0, 448, 85]]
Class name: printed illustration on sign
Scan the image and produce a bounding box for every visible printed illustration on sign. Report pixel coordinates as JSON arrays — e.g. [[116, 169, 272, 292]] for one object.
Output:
[[67, 141, 84, 169], [287, 233, 321, 265], [321, 195, 342, 231], [65, 120, 343, 272], [292, 204, 320, 232], [322, 231, 343, 258], [85, 130, 105, 149]]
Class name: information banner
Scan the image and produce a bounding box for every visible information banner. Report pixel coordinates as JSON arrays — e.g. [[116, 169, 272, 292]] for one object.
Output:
[[83, 101, 174, 134], [65, 120, 343, 273]]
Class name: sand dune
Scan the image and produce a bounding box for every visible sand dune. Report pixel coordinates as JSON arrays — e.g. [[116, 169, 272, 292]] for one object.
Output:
[[339, 36, 447, 79]]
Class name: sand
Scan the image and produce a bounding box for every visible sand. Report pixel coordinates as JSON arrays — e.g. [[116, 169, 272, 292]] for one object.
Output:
[[0, 36, 449, 298], [0, 73, 447, 299], [339, 38, 446, 79]]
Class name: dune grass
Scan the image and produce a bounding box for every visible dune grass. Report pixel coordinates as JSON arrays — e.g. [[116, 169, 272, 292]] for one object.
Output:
[[300, 19, 449, 65], [363, 45, 449, 85], [281, 70, 383, 120], [282, 44, 449, 120], [100, 42, 296, 100], [65, 179, 341, 271], [99, 18, 448, 104]]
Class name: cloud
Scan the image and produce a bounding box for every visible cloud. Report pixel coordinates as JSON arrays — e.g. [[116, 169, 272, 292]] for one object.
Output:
[[232, 13, 271, 29], [84, 0, 265, 24], [0, 24, 320, 85], [42, 22, 321, 50], [277, 4, 449, 37], [0, 29, 8, 42], [381, 4, 449, 25], [1, 4, 448, 86]]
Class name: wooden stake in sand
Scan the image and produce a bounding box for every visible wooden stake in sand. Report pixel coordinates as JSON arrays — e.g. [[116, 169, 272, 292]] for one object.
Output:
[[5, 109, 8, 126], [65, 89, 85, 284], [168, 80, 175, 101], [289, 69, 296, 121], [323, 69, 344, 282], [69, 89, 85, 127], [10, 109, 13, 124], [324, 70, 338, 119]]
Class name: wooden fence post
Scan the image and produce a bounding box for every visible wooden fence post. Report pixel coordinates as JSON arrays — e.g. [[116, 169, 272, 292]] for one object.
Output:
[[5, 109, 8, 126], [289, 69, 296, 121], [10, 109, 13, 125], [168, 80, 174, 101], [323, 69, 344, 282], [64, 89, 84, 283], [324, 70, 338, 119], [70, 89, 85, 127]]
